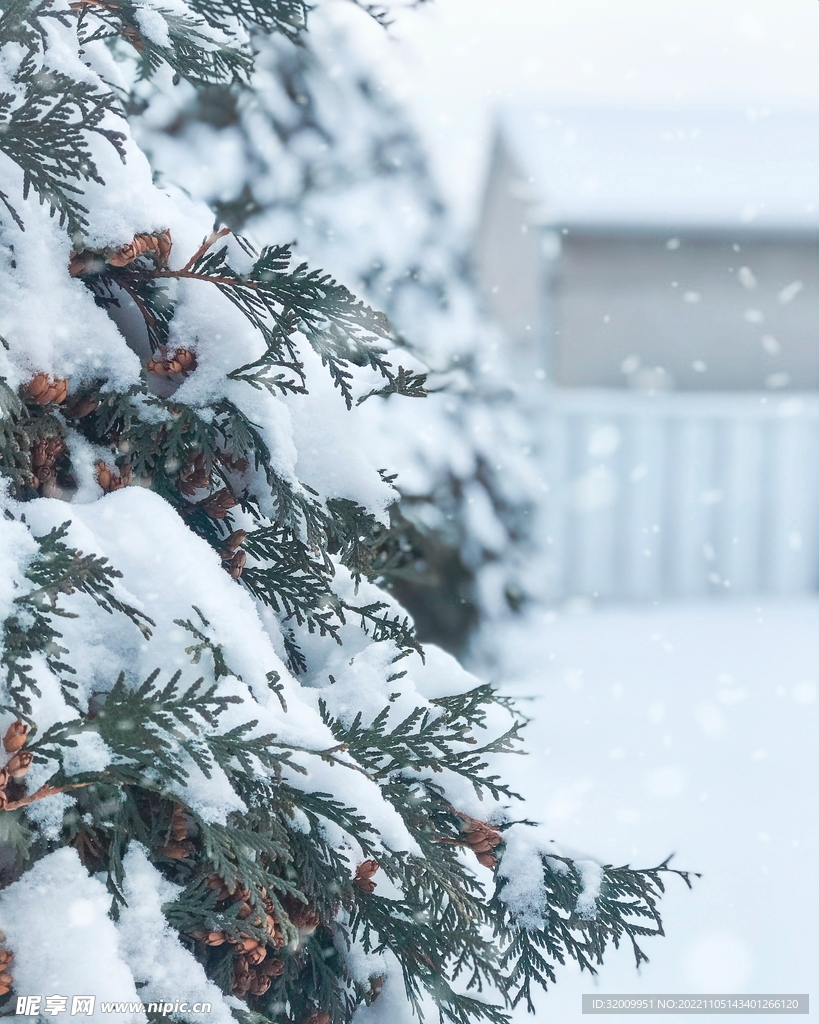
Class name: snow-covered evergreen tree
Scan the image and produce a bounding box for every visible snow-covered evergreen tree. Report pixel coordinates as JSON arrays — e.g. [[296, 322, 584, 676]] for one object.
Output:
[[130, 3, 543, 650], [0, 1, 692, 1021]]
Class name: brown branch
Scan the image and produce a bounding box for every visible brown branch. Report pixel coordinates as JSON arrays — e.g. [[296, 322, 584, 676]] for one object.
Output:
[[155, 270, 251, 289], [117, 277, 158, 333], [3, 780, 94, 812], [180, 228, 231, 273]]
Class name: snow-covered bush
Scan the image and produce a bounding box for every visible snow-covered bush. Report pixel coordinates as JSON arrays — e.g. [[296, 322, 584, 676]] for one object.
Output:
[[0, 1, 690, 1021], [131, 3, 544, 650]]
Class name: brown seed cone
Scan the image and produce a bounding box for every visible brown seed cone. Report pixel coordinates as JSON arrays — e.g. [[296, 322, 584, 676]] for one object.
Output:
[[25, 373, 68, 406], [96, 462, 113, 491], [159, 840, 194, 860], [106, 231, 172, 269], [248, 973, 271, 996], [120, 24, 144, 52], [225, 550, 246, 580], [206, 875, 232, 902], [476, 851, 499, 869], [96, 461, 133, 493], [147, 347, 198, 377], [265, 914, 285, 948], [146, 356, 179, 376], [354, 859, 379, 893], [173, 348, 197, 372], [6, 750, 32, 779], [0, 972, 11, 988], [260, 956, 284, 977], [190, 930, 228, 947], [169, 806, 188, 839], [238, 937, 261, 953], [246, 944, 267, 966], [237, 901, 252, 920], [200, 488, 238, 520], [3, 721, 28, 753], [232, 955, 252, 997], [0, 985, 10, 996], [68, 396, 99, 419], [0, 949, 13, 967], [218, 452, 249, 473], [169, 804, 190, 841], [301, 1013, 332, 1024], [222, 529, 248, 554], [283, 899, 320, 936], [68, 250, 94, 277], [0, 792, 8, 811], [31, 436, 65, 476], [178, 452, 210, 496], [458, 814, 503, 854]]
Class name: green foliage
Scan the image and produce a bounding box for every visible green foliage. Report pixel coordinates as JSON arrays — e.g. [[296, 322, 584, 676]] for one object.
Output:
[[0, 0, 307, 234], [0, 0, 127, 233], [493, 852, 698, 1013], [0, 521, 151, 716], [320, 684, 523, 801]]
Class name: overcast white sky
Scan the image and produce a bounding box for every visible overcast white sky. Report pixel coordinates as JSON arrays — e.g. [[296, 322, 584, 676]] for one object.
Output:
[[348, 0, 819, 227]]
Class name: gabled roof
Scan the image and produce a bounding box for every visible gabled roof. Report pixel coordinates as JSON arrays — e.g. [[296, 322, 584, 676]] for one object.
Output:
[[498, 104, 819, 234]]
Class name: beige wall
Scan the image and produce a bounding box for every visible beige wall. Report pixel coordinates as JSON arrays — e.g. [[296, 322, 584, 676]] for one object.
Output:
[[553, 234, 818, 390], [474, 152, 819, 390], [473, 142, 549, 377]]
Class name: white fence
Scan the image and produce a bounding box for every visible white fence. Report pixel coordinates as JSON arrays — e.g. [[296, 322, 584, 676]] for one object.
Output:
[[538, 389, 819, 601]]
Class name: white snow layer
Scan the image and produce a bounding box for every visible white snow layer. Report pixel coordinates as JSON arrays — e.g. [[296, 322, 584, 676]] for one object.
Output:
[[475, 598, 819, 1022], [116, 845, 235, 1024], [0, 848, 143, 1022]]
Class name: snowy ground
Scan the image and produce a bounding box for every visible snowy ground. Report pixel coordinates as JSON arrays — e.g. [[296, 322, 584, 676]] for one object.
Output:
[[474, 598, 818, 1021]]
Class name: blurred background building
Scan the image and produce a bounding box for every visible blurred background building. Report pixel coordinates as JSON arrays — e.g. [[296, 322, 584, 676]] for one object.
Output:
[[474, 104, 819, 601]]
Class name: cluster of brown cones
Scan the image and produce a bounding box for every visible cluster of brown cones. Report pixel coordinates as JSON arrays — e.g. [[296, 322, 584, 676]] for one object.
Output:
[[198, 487, 238, 520], [95, 461, 134, 493], [0, 722, 33, 811], [69, 231, 172, 277], [174, 459, 249, 579], [220, 528, 248, 579], [30, 435, 65, 497], [147, 347, 197, 377], [159, 805, 196, 861], [232, 946, 284, 998], [437, 811, 503, 869], [300, 1013, 331, 1024], [0, 937, 13, 996], [457, 814, 503, 869], [190, 877, 323, 998], [177, 452, 210, 496], [354, 859, 379, 893], [24, 373, 68, 406]]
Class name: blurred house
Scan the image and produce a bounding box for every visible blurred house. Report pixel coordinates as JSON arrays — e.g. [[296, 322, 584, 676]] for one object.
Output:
[[475, 105, 819, 601]]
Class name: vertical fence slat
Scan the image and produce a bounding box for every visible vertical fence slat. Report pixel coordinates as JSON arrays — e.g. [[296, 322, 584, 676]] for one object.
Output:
[[539, 389, 819, 602]]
